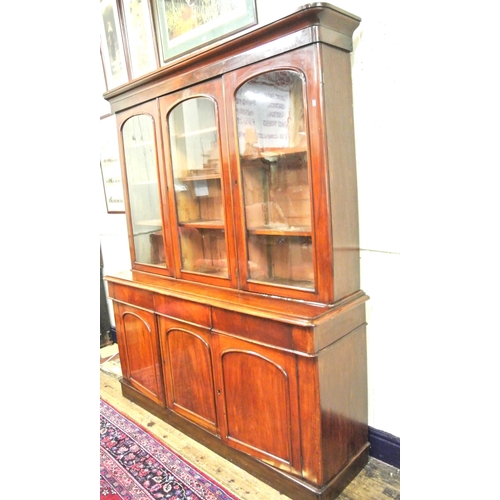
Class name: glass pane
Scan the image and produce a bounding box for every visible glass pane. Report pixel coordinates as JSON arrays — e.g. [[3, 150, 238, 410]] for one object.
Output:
[[122, 115, 165, 267], [122, 0, 157, 78], [247, 235, 313, 287], [235, 70, 314, 289], [168, 98, 228, 277]]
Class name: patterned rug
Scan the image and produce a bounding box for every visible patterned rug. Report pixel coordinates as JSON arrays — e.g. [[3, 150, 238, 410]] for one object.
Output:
[[100, 399, 240, 500]]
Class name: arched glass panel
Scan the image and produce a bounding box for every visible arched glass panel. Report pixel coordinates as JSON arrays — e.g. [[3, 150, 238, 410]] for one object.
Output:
[[235, 70, 314, 289], [168, 97, 228, 277], [122, 114, 165, 266]]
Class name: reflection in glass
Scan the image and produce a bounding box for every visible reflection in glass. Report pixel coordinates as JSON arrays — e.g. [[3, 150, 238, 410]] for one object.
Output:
[[235, 70, 314, 289], [168, 98, 228, 277], [122, 115, 165, 267]]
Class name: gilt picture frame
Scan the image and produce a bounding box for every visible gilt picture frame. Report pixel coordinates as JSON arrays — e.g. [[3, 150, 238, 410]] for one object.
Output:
[[153, 0, 257, 64]]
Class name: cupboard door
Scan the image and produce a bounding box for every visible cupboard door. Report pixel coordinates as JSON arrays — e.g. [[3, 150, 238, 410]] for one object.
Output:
[[213, 334, 302, 474], [158, 316, 218, 434], [160, 79, 237, 288], [225, 47, 333, 303], [113, 302, 165, 406], [116, 100, 174, 276]]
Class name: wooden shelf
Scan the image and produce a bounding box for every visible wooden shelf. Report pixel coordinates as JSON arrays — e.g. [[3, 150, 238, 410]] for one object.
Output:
[[179, 220, 225, 230], [247, 226, 311, 237], [240, 147, 307, 164], [176, 173, 221, 182]]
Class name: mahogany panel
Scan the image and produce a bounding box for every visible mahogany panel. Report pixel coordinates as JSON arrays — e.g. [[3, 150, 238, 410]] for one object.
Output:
[[213, 334, 302, 474], [212, 308, 294, 350], [107, 270, 331, 326], [114, 302, 165, 406], [108, 281, 154, 311], [154, 293, 211, 328], [318, 325, 368, 482], [320, 43, 361, 302], [296, 354, 323, 486], [158, 317, 217, 433], [312, 295, 367, 351]]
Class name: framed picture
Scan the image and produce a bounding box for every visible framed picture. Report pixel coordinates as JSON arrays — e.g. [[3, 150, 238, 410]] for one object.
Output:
[[153, 0, 257, 64], [100, 0, 129, 89], [100, 116, 125, 214], [122, 0, 158, 78]]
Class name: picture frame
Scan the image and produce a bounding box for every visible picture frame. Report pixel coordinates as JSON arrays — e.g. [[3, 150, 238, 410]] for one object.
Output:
[[121, 0, 158, 78], [100, 0, 129, 89], [153, 0, 257, 64], [100, 116, 125, 214]]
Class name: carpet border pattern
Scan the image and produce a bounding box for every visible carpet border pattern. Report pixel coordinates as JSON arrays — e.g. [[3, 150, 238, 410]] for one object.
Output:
[[100, 398, 239, 500]]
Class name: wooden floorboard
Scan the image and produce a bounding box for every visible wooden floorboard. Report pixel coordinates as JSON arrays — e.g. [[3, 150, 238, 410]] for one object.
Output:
[[100, 347, 400, 500]]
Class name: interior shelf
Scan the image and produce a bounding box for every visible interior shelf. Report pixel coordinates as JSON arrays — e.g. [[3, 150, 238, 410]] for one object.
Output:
[[240, 147, 307, 164], [176, 173, 221, 182], [247, 226, 311, 237], [179, 220, 225, 230]]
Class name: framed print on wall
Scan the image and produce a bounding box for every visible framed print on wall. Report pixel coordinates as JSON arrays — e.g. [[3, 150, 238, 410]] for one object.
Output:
[[153, 0, 257, 64], [101, 0, 129, 89], [100, 116, 125, 213], [122, 0, 159, 78]]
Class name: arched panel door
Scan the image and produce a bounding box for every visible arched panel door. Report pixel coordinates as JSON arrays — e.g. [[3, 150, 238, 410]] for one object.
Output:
[[114, 302, 165, 406], [213, 334, 302, 474], [158, 317, 218, 434]]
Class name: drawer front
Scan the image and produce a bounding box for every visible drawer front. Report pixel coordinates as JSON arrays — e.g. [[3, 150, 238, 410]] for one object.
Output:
[[212, 308, 294, 350], [154, 294, 211, 328], [108, 282, 154, 311]]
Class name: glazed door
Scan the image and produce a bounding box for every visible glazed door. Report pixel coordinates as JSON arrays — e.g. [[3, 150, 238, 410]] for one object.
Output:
[[113, 302, 165, 406], [160, 79, 237, 288], [213, 334, 302, 474], [116, 100, 174, 276], [225, 47, 333, 302], [158, 316, 218, 434]]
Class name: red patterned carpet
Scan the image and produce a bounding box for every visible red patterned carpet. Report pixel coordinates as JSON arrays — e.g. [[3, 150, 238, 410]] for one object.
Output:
[[100, 399, 239, 500]]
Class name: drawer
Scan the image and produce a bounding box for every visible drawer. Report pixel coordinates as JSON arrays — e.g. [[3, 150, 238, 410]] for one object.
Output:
[[212, 308, 294, 350], [154, 294, 211, 328], [108, 282, 154, 311]]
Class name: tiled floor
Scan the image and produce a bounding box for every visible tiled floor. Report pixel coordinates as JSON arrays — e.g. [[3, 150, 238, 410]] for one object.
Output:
[[100, 343, 400, 499]]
